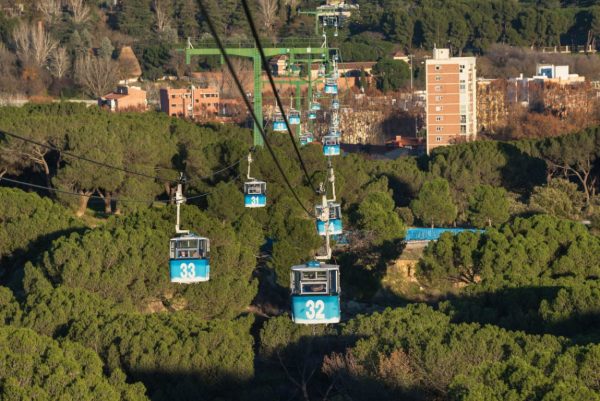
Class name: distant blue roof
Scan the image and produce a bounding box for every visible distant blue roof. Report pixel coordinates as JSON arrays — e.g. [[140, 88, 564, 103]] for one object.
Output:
[[405, 228, 483, 242]]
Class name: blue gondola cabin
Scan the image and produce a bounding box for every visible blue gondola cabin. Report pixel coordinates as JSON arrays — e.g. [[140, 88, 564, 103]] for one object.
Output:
[[288, 110, 301, 125], [324, 78, 338, 94], [300, 133, 314, 146], [323, 135, 340, 156], [290, 261, 341, 324], [244, 180, 267, 208], [169, 235, 210, 283], [315, 202, 343, 235], [273, 113, 287, 132]]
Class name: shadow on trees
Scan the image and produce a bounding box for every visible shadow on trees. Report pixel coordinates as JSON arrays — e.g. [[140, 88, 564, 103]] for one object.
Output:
[[1, 227, 88, 295], [442, 285, 600, 343], [337, 239, 406, 303], [497, 142, 546, 193]]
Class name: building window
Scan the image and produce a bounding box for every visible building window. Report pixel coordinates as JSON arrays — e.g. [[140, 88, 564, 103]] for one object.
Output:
[[435, 106, 443, 112], [435, 95, 443, 101], [171, 104, 177, 107], [435, 76, 441, 81], [459, 84, 466, 92], [436, 136, 442, 142], [435, 65, 441, 71], [460, 115, 467, 124], [436, 127, 443, 132], [460, 125, 467, 134], [171, 95, 176, 99], [435, 85, 442, 92], [436, 116, 443, 122]]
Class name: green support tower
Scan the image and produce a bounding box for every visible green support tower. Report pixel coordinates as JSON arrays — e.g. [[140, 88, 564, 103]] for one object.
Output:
[[183, 38, 330, 147]]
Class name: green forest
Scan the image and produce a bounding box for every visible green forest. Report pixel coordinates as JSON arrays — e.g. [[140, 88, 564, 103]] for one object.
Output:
[[0, 104, 599, 399]]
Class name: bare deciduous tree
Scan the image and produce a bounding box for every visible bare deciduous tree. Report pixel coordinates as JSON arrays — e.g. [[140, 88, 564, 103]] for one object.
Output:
[[49, 47, 70, 78], [75, 54, 119, 97], [13, 22, 58, 68], [258, 0, 278, 34], [152, 0, 171, 32], [221, 58, 253, 97], [67, 0, 91, 25], [36, 0, 62, 25]]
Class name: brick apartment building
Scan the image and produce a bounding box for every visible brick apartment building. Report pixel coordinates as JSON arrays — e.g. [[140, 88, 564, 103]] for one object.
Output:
[[98, 86, 147, 112], [425, 48, 477, 154], [160, 86, 219, 119]]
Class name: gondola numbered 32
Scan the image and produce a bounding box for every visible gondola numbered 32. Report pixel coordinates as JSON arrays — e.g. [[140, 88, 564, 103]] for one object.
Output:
[[290, 261, 341, 324]]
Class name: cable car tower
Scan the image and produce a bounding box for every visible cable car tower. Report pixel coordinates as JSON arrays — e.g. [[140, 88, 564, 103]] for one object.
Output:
[[169, 176, 210, 283], [182, 37, 331, 147]]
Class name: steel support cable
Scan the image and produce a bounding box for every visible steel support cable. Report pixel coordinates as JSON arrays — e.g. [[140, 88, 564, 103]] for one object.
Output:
[[196, 0, 315, 218], [240, 0, 318, 194], [0, 176, 168, 204], [0, 172, 242, 204], [1, 130, 243, 184]]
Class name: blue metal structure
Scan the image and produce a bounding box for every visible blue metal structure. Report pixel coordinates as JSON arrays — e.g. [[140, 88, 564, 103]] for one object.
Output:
[[322, 135, 340, 156], [404, 228, 484, 242], [169, 234, 210, 283], [290, 261, 341, 324]]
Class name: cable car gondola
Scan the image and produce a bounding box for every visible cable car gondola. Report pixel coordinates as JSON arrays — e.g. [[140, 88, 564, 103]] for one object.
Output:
[[308, 111, 317, 120], [324, 78, 338, 95], [169, 181, 210, 283], [272, 112, 287, 132], [322, 135, 340, 156], [315, 202, 343, 235], [300, 132, 314, 146], [244, 152, 266, 208], [310, 101, 321, 111], [290, 261, 341, 324], [169, 234, 210, 283], [288, 109, 301, 125], [328, 128, 341, 137], [331, 99, 340, 110]]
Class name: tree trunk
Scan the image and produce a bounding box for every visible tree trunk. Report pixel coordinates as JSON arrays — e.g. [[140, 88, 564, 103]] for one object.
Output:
[[104, 192, 112, 214], [76, 193, 90, 217]]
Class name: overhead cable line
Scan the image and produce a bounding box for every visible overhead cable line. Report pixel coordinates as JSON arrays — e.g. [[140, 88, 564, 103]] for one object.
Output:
[[240, 0, 318, 194], [0, 176, 168, 204], [1, 130, 243, 185], [0, 172, 242, 204], [196, 0, 315, 217]]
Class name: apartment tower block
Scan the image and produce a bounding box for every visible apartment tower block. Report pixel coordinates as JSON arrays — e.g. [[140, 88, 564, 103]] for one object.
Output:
[[425, 48, 477, 154]]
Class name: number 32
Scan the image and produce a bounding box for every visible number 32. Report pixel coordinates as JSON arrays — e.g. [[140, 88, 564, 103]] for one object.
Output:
[[305, 300, 325, 319]]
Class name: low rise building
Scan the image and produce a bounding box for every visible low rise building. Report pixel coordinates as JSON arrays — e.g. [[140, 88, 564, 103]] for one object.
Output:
[[98, 86, 147, 112], [160, 86, 219, 119]]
